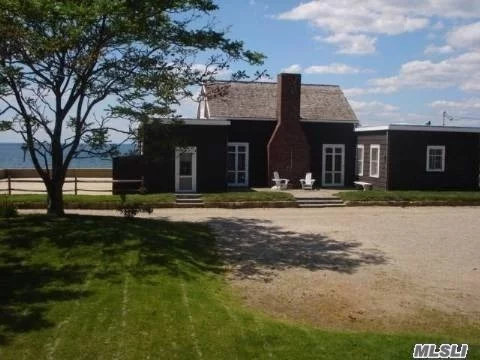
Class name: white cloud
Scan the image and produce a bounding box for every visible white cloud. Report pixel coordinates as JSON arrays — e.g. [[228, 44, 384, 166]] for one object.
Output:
[[305, 63, 370, 74], [316, 34, 377, 55], [349, 100, 436, 126], [424, 44, 454, 55], [350, 100, 399, 113], [282, 63, 372, 74], [447, 21, 480, 50], [369, 52, 480, 92], [281, 64, 302, 73], [278, 0, 480, 54], [430, 98, 480, 111], [343, 86, 397, 97], [278, 2, 429, 35]]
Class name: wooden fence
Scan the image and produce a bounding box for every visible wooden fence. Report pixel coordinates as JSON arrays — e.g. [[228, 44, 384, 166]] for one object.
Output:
[[0, 176, 143, 195]]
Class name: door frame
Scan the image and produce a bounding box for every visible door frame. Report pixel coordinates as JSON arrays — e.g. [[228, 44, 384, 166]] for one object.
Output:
[[322, 144, 345, 187], [175, 146, 197, 193], [227, 142, 249, 187]]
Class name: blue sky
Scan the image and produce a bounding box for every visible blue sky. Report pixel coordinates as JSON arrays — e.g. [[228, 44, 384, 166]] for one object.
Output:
[[201, 0, 480, 127], [1, 0, 480, 142]]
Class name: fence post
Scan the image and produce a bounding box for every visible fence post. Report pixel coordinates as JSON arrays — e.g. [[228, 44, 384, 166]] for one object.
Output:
[[74, 176, 78, 195], [8, 176, 11, 195]]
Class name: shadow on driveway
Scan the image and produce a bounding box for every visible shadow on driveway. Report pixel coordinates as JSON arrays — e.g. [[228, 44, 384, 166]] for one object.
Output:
[[208, 217, 387, 281]]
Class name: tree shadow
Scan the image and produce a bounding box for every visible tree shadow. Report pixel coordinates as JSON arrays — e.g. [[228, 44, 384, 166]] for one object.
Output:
[[0, 215, 221, 345], [207, 217, 387, 281]]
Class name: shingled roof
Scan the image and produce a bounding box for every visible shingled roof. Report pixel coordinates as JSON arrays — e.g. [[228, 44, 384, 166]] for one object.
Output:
[[199, 80, 358, 123]]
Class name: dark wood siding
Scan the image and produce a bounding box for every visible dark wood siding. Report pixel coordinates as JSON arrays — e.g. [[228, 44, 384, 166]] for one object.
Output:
[[302, 123, 357, 187], [356, 132, 388, 190], [227, 120, 276, 187], [127, 124, 228, 193], [388, 131, 480, 190]]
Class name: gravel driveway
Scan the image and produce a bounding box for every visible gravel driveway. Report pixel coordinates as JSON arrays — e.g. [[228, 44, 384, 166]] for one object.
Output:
[[38, 206, 480, 334]]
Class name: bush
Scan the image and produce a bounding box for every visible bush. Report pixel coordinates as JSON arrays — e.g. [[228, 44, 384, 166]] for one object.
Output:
[[117, 194, 153, 218], [0, 195, 18, 218]]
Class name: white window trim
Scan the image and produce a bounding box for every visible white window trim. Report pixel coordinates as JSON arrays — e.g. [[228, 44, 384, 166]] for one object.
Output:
[[369, 144, 380, 178], [227, 142, 249, 187], [175, 147, 197, 193], [356, 144, 364, 176], [426, 145, 445, 172]]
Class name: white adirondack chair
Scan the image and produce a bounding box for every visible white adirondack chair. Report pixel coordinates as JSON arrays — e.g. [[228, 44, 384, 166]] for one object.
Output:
[[272, 171, 289, 190], [300, 172, 315, 190]]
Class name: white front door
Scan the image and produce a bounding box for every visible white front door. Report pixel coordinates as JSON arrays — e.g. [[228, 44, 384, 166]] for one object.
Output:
[[175, 147, 197, 192], [227, 142, 249, 187], [322, 144, 345, 187]]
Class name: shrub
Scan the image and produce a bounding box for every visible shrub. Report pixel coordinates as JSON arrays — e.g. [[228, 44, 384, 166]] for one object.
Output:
[[0, 195, 18, 218], [117, 194, 153, 218]]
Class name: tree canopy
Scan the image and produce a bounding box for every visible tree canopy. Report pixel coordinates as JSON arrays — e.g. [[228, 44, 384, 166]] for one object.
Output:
[[0, 0, 265, 214]]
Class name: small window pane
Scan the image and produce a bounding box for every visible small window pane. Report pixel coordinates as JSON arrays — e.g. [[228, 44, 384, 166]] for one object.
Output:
[[238, 146, 246, 153], [228, 146, 235, 152], [237, 172, 246, 184], [227, 153, 235, 171], [325, 173, 333, 184], [238, 153, 246, 171], [179, 153, 192, 176], [227, 171, 235, 183], [325, 155, 333, 171], [334, 154, 342, 170], [334, 173, 342, 184]]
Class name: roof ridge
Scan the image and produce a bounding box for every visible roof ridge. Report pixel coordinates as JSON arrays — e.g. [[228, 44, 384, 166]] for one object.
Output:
[[205, 80, 340, 88]]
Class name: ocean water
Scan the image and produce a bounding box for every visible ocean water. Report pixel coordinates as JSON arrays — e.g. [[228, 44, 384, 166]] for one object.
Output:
[[0, 143, 135, 169]]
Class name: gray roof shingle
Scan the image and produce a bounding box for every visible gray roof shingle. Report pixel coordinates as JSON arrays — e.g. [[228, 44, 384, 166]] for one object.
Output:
[[202, 81, 358, 122]]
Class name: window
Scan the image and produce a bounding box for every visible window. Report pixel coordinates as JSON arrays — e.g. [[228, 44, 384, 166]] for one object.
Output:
[[426, 146, 445, 172], [369, 145, 380, 178], [356, 145, 364, 176], [227, 142, 249, 186]]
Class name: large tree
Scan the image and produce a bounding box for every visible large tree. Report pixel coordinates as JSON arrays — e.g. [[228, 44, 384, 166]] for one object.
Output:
[[0, 0, 264, 215]]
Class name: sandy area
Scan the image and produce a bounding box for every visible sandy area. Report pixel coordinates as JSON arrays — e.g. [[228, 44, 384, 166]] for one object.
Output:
[[0, 177, 112, 195], [24, 207, 480, 333]]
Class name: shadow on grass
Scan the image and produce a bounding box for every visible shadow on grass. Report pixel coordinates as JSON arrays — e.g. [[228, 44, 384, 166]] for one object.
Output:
[[0, 215, 220, 344], [208, 217, 387, 281]]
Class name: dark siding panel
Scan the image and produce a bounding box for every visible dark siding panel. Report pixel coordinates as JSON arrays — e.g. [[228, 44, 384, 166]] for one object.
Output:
[[389, 131, 480, 190], [302, 123, 357, 187], [227, 120, 276, 187], [356, 132, 388, 190], [139, 124, 228, 193]]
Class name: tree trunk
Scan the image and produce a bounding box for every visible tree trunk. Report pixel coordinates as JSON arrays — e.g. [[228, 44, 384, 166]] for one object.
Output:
[[47, 179, 65, 216]]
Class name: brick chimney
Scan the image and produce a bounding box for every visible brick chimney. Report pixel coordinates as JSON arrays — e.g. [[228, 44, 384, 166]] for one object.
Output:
[[267, 73, 311, 187]]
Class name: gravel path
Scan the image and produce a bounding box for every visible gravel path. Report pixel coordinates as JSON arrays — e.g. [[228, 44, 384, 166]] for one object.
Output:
[[24, 206, 480, 333]]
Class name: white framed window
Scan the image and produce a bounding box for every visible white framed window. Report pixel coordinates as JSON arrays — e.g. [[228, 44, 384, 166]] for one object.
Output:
[[369, 144, 380, 178], [227, 142, 249, 186], [426, 145, 445, 172], [356, 144, 364, 176]]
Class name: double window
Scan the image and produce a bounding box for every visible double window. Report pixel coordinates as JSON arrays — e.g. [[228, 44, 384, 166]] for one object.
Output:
[[426, 146, 445, 172], [369, 145, 380, 178], [356, 145, 364, 176]]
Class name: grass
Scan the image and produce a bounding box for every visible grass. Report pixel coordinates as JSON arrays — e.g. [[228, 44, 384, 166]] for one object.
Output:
[[338, 190, 480, 204], [4, 194, 175, 209], [1, 215, 478, 359], [4, 191, 294, 209], [203, 191, 295, 203]]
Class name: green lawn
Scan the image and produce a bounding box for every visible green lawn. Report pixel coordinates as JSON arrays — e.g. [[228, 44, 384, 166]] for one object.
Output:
[[0, 216, 478, 359], [203, 191, 295, 203], [338, 190, 480, 204], [4, 194, 175, 209], [4, 191, 294, 209]]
